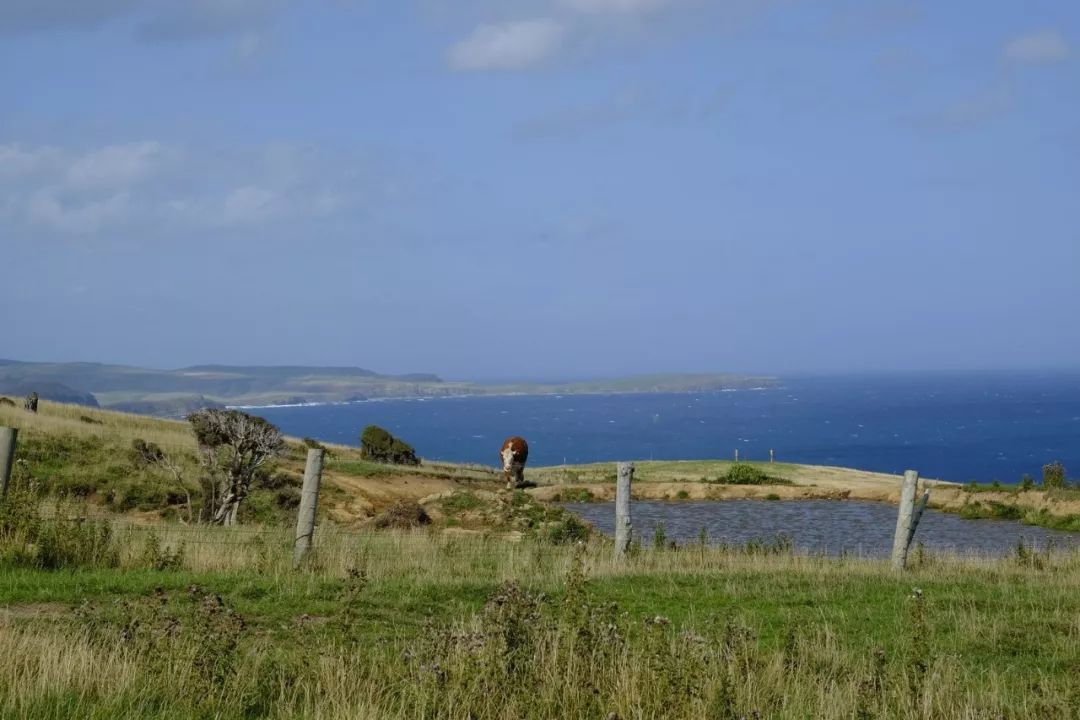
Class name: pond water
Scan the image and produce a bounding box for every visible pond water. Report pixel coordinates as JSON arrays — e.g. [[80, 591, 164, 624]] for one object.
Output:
[[562, 500, 1079, 557]]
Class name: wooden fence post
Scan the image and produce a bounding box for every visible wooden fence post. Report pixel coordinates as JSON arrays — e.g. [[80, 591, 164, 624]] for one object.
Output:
[[734, 448, 739, 463], [769, 449, 775, 463], [293, 448, 325, 568], [0, 427, 16, 500], [614, 462, 634, 558], [891, 470, 924, 571], [907, 487, 931, 551]]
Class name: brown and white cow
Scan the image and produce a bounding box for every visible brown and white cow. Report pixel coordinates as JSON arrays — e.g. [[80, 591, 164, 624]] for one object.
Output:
[[499, 436, 529, 490]]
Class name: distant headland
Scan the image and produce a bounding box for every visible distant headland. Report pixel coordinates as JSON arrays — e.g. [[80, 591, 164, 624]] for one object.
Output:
[[0, 359, 778, 418]]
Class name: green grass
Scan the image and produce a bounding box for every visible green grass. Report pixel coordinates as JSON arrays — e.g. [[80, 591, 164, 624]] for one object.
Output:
[[1, 527, 1078, 719]]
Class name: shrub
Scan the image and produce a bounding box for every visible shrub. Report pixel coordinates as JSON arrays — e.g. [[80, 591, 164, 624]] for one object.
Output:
[[557, 488, 596, 503], [707, 463, 792, 486], [725, 463, 770, 484], [1, 475, 121, 570], [545, 514, 591, 545], [140, 531, 185, 571], [130, 439, 166, 468], [1020, 474, 1035, 491], [373, 500, 431, 529], [359, 425, 420, 466], [1042, 462, 1067, 489]]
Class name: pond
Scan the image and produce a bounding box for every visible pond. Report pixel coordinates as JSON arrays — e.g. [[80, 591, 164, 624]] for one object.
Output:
[[561, 500, 1079, 556]]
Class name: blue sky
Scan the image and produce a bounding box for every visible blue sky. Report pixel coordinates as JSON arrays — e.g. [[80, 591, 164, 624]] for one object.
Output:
[[1, 1, 1077, 380]]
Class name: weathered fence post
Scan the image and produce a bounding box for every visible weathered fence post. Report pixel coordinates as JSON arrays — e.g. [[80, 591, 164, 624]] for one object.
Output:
[[614, 461, 634, 558], [891, 470, 926, 571], [769, 448, 775, 463], [0, 427, 16, 500], [293, 447, 325, 568], [907, 486, 930, 551], [734, 448, 739, 463]]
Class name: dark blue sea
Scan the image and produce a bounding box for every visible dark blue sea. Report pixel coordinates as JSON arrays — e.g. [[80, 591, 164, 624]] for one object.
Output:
[[254, 372, 1080, 483]]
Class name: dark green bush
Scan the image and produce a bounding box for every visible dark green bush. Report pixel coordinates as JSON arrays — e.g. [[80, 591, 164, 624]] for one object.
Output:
[[546, 514, 591, 545], [707, 463, 791, 486], [359, 425, 420, 466], [725, 463, 770, 484]]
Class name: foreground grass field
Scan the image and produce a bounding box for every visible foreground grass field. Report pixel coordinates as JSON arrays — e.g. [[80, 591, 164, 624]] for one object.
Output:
[[1, 527, 1078, 719]]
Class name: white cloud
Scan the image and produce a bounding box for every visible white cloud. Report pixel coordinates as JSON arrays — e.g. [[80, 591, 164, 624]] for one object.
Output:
[[1004, 30, 1070, 65], [0, 144, 62, 179], [26, 189, 131, 234], [66, 141, 166, 191], [558, 0, 672, 14], [0, 140, 401, 236], [448, 18, 565, 70], [222, 185, 279, 225]]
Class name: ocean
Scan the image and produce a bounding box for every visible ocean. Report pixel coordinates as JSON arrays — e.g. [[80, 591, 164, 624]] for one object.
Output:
[[254, 372, 1080, 483]]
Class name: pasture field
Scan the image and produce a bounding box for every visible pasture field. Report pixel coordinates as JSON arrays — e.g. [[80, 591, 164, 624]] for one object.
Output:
[[1, 525, 1078, 719]]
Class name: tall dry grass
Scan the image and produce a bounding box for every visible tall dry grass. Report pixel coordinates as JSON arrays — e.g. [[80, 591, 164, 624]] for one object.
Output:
[[1, 526, 1079, 719]]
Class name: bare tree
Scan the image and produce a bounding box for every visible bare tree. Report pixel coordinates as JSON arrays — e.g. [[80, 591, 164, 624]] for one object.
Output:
[[187, 409, 286, 525]]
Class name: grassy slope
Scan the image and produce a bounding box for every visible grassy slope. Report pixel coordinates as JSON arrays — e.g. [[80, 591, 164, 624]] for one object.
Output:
[[0, 399, 501, 526], [2, 400, 1077, 530]]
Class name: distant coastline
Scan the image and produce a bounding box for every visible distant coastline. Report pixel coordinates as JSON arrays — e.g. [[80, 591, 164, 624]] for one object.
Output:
[[225, 385, 781, 411], [0, 358, 778, 418]]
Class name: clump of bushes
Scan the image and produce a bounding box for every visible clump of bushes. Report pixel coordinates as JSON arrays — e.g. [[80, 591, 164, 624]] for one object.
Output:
[[707, 463, 792, 486], [359, 425, 420, 466]]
